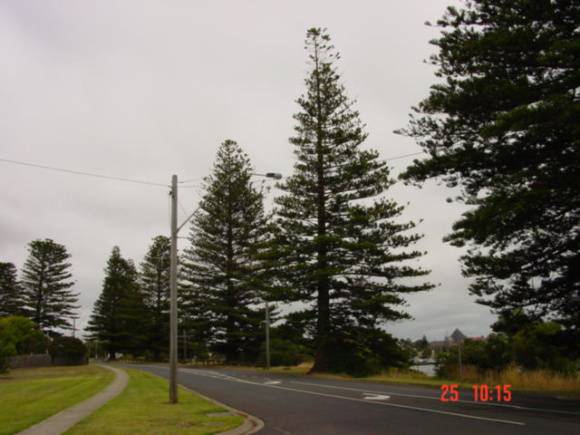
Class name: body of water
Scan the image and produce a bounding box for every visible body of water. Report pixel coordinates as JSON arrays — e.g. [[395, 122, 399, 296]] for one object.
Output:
[[410, 363, 436, 377]]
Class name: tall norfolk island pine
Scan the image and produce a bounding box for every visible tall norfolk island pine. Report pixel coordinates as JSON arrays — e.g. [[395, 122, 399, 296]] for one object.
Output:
[[20, 239, 79, 334], [181, 140, 269, 363], [274, 29, 433, 374], [87, 247, 149, 360], [140, 235, 171, 360], [400, 1, 580, 329], [0, 262, 22, 317]]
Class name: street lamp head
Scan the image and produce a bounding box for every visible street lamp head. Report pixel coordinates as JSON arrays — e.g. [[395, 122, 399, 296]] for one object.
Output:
[[265, 172, 283, 180]]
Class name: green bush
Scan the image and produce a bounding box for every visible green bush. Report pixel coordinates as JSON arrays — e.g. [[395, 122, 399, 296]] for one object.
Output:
[[0, 316, 49, 373], [324, 328, 411, 377], [49, 336, 88, 365], [435, 323, 578, 378], [0, 338, 15, 373], [259, 338, 310, 367], [512, 322, 577, 373]]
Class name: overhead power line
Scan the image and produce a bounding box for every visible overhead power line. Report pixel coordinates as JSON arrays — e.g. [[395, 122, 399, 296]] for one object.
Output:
[[0, 157, 169, 187], [177, 150, 426, 182], [0, 150, 425, 188], [386, 151, 425, 161]]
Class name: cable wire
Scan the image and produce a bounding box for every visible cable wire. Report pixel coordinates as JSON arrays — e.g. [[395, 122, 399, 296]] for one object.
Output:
[[177, 199, 189, 219], [178, 178, 202, 184], [1, 150, 424, 188], [0, 157, 169, 187], [386, 151, 425, 161]]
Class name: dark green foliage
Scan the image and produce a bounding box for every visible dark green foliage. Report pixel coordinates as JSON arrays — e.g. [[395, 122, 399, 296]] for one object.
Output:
[[259, 338, 309, 367], [259, 311, 316, 367], [436, 336, 511, 377], [400, 0, 580, 328], [512, 321, 578, 373], [273, 28, 433, 374], [491, 308, 535, 337], [274, 311, 316, 352], [0, 316, 48, 373], [0, 343, 10, 373], [320, 328, 411, 377], [0, 262, 22, 317], [49, 336, 88, 365], [140, 235, 170, 360], [437, 322, 578, 376], [414, 335, 431, 359], [87, 247, 149, 360], [20, 239, 79, 334], [180, 140, 269, 363]]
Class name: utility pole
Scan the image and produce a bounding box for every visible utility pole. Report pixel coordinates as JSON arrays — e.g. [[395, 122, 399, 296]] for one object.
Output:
[[167, 174, 206, 404], [169, 174, 178, 404], [265, 301, 271, 369], [457, 341, 463, 380], [250, 171, 282, 372]]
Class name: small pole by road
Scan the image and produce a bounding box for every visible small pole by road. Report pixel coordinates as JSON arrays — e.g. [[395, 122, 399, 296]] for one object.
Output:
[[265, 301, 271, 369], [250, 172, 282, 372], [169, 174, 178, 404], [457, 341, 463, 380]]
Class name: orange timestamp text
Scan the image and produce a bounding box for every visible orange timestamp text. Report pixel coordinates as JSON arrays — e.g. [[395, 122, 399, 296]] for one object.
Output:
[[440, 384, 512, 402]]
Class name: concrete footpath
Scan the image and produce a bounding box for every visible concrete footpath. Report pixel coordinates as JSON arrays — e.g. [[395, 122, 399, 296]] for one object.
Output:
[[18, 364, 128, 435]]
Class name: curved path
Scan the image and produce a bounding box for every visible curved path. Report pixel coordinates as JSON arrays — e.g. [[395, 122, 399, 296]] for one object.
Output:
[[17, 364, 128, 435]]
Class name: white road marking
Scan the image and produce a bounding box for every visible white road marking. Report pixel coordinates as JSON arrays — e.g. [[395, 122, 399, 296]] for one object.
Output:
[[168, 368, 525, 426], [289, 380, 580, 416], [364, 394, 391, 401], [264, 380, 282, 385]]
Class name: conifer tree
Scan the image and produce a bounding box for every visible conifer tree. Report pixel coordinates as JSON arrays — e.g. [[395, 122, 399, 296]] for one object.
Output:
[[87, 247, 149, 360], [140, 235, 170, 360], [400, 0, 580, 328], [274, 28, 433, 374], [181, 140, 269, 363], [0, 262, 22, 317], [20, 239, 79, 333]]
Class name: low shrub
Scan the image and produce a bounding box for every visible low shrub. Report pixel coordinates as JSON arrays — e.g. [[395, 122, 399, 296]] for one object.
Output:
[[49, 336, 88, 365], [0, 316, 48, 373]]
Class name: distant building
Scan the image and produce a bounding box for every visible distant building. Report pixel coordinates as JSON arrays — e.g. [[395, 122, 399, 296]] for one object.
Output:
[[450, 328, 466, 343]]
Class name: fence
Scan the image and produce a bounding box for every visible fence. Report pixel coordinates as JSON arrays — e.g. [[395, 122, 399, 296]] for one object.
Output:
[[7, 354, 52, 369]]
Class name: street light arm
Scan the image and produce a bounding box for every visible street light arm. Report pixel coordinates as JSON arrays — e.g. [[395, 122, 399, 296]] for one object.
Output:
[[175, 170, 282, 235], [252, 172, 283, 180], [177, 207, 200, 234]]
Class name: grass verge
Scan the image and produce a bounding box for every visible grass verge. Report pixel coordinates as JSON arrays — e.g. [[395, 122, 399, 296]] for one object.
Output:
[[0, 365, 114, 435], [66, 368, 243, 435]]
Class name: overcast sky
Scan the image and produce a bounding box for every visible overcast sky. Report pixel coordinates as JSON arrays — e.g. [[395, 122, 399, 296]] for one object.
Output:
[[0, 0, 495, 341]]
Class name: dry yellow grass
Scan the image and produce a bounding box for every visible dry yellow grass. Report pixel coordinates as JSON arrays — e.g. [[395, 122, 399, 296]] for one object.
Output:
[[472, 365, 580, 394]]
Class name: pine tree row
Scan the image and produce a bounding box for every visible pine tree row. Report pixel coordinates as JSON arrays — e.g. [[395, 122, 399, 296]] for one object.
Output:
[[0, 239, 79, 335]]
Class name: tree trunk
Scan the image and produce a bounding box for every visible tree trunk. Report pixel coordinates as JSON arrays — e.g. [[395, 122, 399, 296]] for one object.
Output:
[[310, 39, 330, 373]]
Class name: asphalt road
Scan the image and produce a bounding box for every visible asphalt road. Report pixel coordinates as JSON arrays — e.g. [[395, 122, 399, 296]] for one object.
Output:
[[133, 365, 580, 435]]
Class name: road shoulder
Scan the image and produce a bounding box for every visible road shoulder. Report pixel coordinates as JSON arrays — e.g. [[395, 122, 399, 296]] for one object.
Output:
[[180, 384, 264, 435]]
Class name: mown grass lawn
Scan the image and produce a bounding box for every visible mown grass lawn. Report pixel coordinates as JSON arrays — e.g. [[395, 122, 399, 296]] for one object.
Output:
[[66, 369, 243, 435], [0, 365, 114, 435]]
